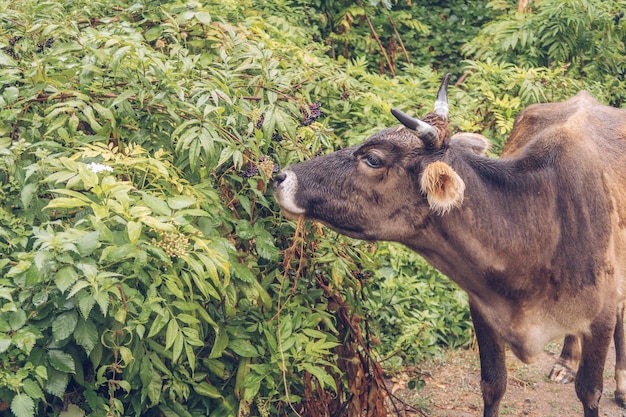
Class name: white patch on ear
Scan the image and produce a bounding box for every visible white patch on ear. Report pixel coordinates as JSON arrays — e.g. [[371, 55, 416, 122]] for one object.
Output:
[[420, 161, 465, 215]]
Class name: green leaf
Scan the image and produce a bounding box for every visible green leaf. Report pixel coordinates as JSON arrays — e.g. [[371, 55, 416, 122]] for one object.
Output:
[[300, 363, 336, 391], [4, 86, 19, 104], [11, 394, 35, 417], [231, 262, 256, 284], [22, 379, 45, 400], [12, 329, 40, 354], [165, 319, 179, 350], [9, 309, 26, 330], [48, 349, 76, 374], [176, 314, 200, 325], [118, 380, 131, 393], [45, 368, 69, 398], [76, 231, 99, 256], [78, 294, 96, 319], [59, 404, 86, 417], [20, 183, 37, 209], [140, 192, 171, 216], [45, 197, 89, 209], [235, 221, 254, 240], [93, 291, 109, 317], [74, 318, 98, 355], [0, 51, 17, 66], [253, 227, 279, 261], [144, 26, 162, 42], [55, 266, 79, 293], [167, 195, 196, 210], [172, 333, 184, 363], [127, 221, 142, 244], [279, 316, 293, 341], [52, 311, 78, 341], [195, 11, 212, 25], [140, 358, 162, 406], [147, 310, 170, 338], [229, 339, 259, 358], [0, 334, 11, 353], [209, 330, 228, 359], [194, 381, 222, 399]]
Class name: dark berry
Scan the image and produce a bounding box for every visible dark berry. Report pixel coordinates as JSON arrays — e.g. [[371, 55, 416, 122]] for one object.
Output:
[[36, 37, 55, 53], [300, 102, 324, 126], [4, 48, 17, 59], [255, 114, 264, 129], [242, 162, 259, 177], [9, 36, 22, 46]]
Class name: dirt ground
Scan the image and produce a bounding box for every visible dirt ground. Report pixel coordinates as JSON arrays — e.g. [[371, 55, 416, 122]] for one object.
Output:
[[387, 340, 626, 417]]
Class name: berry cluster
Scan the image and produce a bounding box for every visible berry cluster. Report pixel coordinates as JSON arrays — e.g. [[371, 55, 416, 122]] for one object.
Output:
[[4, 36, 22, 59], [242, 155, 279, 178], [615, 12, 624, 25], [151, 231, 189, 258], [9, 36, 22, 46], [301, 101, 323, 126], [4, 36, 55, 59], [242, 162, 259, 177], [36, 37, 55, 53], [255, 114, 264, 130]]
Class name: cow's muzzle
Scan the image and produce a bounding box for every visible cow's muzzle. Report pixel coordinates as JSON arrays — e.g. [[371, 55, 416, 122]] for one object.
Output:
[[273, 170, 306, 219]]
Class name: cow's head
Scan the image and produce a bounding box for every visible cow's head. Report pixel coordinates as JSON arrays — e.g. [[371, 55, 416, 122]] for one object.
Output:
[[273, 74, 489, 242]]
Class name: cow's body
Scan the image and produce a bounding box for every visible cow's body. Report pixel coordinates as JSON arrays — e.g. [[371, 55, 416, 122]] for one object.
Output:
[[273, 77, 626, 417]]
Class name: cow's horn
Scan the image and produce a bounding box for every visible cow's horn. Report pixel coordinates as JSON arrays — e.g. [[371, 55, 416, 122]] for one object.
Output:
[[391, 108, 438, 147], [434, 73, 451, 120]]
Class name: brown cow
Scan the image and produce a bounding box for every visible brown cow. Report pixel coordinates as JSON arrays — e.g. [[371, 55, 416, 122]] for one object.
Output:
[[273, 75, 626, 417]]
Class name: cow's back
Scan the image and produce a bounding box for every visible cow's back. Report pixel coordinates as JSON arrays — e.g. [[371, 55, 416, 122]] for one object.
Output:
[[502, 91, 626, 299], [503, 91, 626, 160]]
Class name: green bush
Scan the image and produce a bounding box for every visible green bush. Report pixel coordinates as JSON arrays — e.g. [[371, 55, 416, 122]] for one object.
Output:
[[0, 1, 472, 416], [462, 0, 626, 106], [296, 0, 502, 76]]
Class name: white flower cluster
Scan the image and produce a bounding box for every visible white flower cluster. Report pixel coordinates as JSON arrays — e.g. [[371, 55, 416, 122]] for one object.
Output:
[[87, 162, 113, 174]]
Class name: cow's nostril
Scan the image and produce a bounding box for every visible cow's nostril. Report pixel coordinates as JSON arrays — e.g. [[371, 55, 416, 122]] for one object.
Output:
[[274, 171, 287, 185]]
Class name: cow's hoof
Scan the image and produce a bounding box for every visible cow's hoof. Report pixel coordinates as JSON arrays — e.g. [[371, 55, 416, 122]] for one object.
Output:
[[615, 390, 626, 408], [549, 362, 576, 384]]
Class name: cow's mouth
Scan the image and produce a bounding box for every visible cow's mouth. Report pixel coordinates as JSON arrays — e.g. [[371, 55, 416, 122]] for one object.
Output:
[[317, 219, 374, 241], [279, 207, 304, 221]]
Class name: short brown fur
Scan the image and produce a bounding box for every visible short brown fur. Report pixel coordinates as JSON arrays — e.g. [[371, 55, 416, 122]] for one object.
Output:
[[274, 86, 626, 417]]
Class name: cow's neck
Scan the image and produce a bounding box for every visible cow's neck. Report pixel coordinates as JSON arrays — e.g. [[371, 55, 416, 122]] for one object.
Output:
[[402, 155, 571, 360], [404, 153, 563, 301]]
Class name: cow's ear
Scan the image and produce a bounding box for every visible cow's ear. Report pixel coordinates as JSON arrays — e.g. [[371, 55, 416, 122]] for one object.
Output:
[[420, 161, 465, 215], [450, 133, 491, 155]]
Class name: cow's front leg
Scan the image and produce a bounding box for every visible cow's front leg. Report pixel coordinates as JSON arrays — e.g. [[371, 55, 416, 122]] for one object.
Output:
[[576, 312, 616, 417], [549, 334, 581, 383], [470, 302, 507, 417], [614, 302, 626, 406]]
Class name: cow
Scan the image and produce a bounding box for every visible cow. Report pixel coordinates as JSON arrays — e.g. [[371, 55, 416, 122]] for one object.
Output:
[[273, 74, 626, 417]]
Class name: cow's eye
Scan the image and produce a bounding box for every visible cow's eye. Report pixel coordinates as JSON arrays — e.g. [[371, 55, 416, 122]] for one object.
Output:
[[364, 154, 383, 168]]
